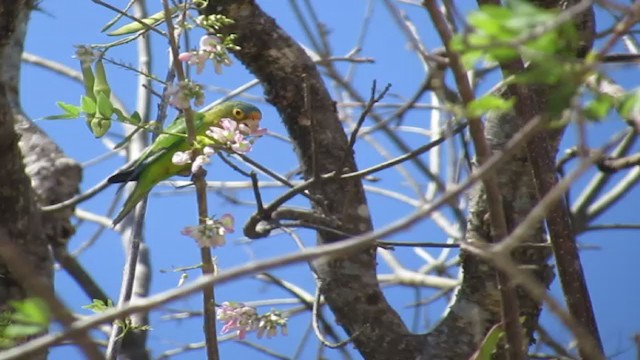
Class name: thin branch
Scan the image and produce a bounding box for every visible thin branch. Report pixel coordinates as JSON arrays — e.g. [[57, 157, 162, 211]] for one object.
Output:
[[473, 0, 603, 355], [162, 1, 219, 359], [424, 2, 525, 358], [311, 289, 360, 349], [377, 240, 459, 249], [596, 152, 640, 172], [236, 340, 290, 360], [105, 199, 148, 359], [90, 0, 166, 36], [243, 121, 467, 238], [346, 81, 392, 151], [51, 245, 110, 303]]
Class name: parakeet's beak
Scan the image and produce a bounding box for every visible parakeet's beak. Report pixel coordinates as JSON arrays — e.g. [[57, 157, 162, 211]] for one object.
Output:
[[248, 111, 262, 121]]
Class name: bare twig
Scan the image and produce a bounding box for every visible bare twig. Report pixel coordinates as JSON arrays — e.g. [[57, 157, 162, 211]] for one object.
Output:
[[90, 0, 166, 36], [162, 1, 219, 359], [51, 245, 110, 302], [472, 0, 602, 356], [105, 200, 148, 359], [424, 2, 525, 358], [311, 289, 361, 349]]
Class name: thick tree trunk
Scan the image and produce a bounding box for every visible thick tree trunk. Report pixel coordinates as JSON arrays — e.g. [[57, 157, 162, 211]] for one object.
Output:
[[0, 2, 51, 360], [0, 1, 83, 359], [206, 1, 594, 358]]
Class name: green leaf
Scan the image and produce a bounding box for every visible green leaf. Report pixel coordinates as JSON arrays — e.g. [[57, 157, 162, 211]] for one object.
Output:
[[82, 299, 114, 314], [81, 95, 97, 115], [469, 6, 512, 38], [92, 34, 140, 49], [107, 6, 179, 36], [459, 0, 579, 68], [3, 298, 50, 338], [584, 93, 615, 121], [112, 107, 127, 122], [619, 89, 640, 122], [57, 101, 81, 117], [4, 323, 44, 338], [42, 114, 80, 120], [113, 126, 144, 150], [467, 95, 515, 118], [42, 102, 81, 120], [96, 92, 114, 119], [10, 298, 50, 326], [547, 83, 580, 117], [100, 0, 135, 32], [471, 322, 505, 360], [129, 111, 142, 125]]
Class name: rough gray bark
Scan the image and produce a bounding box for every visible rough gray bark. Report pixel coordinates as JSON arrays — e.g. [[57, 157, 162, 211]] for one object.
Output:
[[6, 0, 82, 254], [0, 2, 54, 360], [205, 1, 594, 359], [0, 1, 83, 358]]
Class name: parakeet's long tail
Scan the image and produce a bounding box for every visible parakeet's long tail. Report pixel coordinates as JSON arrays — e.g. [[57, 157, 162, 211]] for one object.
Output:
[[111, 182, 148, 226], [108, 169, 143, 225], [109, 153, 171, 225], [107, 169, 140, 183]]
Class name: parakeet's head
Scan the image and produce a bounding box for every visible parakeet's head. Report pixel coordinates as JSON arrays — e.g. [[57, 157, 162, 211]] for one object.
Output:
[[219, 101, 262, 132]]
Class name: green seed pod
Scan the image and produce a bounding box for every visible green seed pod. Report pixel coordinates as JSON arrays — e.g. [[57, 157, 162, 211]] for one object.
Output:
[[93, 59, 111, 100]]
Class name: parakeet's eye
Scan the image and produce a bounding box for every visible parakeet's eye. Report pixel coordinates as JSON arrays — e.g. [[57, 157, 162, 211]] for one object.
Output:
[[232, 108, 244, 119]]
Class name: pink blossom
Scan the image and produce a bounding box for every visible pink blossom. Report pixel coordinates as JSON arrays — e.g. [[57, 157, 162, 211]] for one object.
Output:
[[165, 81, 203, 109], [215, 302, 288, 340], [238, 120, 267, 136], [172, 147, 215, 174], [171, 150, 192, 166], [178, 52, 208, 74], [203, 146, 215, 156], [180, 214, 234, 248], [231, 133, 252, 153], [206, 118, 237, 143], [219, 214, 234, 233], [177, 35, 232, 75], [200, 35, 221, 51], [216, 302, 258, 340], [205, 118, 260, 153], [191, 154, 211, 173], [239, 124, 268, 137]]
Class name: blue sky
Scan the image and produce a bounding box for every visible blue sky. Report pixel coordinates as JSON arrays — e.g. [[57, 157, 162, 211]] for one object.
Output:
[[20, 1, 640, 359]]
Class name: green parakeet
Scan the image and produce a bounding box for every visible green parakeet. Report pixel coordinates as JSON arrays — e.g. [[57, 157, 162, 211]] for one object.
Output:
[[108, 101, 262, 225]]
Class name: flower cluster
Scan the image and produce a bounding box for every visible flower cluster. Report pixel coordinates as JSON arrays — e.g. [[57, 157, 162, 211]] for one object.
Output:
[[178, 35, 232, 75], [216, 302, 288, 340], [165, 80, 204, 109], [170, 117, 266, 173], [207, 117, 267, 153], [256, 310, 288, 339], [171, 145, 215, 174], [180, 214, 234, 248]]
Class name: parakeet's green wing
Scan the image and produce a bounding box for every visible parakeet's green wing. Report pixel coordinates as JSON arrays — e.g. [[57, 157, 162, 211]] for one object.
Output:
[[136, 112, 205, 168], [110, 137, 191, 225], [107, 113, 206, 183]]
